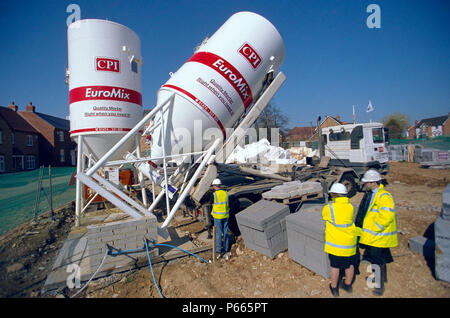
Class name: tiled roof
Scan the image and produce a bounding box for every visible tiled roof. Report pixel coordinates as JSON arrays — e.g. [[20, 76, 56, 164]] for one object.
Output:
[[0, 106, 39, 133], [35, 112, 70, 130], [418, 115, 448, 128]]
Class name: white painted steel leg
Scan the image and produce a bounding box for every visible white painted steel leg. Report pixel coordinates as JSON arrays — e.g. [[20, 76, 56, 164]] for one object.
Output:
[[160, 106, 170, 216], [81, 192, 99, 213], [160, 138, 221, 230], [152, 180, 156, 202], [91, 173, 151, 217], [77, 173, 143, 219], [75, 135, 83, 227], [85, 93, 175, 177], [135, 134, 148, 207], [148, 189, 166, 213]]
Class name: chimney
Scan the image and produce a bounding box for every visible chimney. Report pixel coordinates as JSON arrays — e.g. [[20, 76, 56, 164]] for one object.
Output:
[[415, 120, 418, 126], [336, 115, 340, 121], [8, 101, 18, 112], [26, 102, 35, 112]]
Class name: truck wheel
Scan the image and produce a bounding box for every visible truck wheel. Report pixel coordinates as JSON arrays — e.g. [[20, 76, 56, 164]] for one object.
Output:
[[340, 174, 357, 198]]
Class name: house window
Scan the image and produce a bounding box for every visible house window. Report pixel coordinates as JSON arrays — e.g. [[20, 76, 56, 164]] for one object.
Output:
[[11, 133, 14, 145], [27, 135, 33, 146], [58, 131, 64, 142], [26, 155, 36, 170], [12, 155, 24, 170], [60, 149, 65, 162], [0, 155, 4, 172]]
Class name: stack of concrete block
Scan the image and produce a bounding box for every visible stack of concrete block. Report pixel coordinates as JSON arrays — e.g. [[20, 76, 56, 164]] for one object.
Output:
[[286, 203, 330, 278], [262, 181, 322, 200], [441, 183, 450, 220], [87, 215, 158, 273], [388, 145, 409, 161], [415, 148, 448, 163], [236, 200, 290, 258], [435, 184, 450, 283]]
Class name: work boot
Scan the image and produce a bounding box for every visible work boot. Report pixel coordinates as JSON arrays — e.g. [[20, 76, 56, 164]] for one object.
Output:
[[372, 286, 385, 296], [340, 281, 353, 294], [329, 284, 339, 297]]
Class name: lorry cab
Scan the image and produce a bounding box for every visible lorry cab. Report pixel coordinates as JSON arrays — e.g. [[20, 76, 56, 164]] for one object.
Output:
[[322, 122, 389, 175]]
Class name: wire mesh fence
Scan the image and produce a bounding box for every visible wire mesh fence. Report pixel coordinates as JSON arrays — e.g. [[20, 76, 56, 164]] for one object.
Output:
[[0, 167, 76, 236]]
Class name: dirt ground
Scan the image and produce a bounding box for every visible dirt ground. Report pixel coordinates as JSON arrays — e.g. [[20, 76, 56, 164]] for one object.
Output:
[[1, 162, 450, 298]]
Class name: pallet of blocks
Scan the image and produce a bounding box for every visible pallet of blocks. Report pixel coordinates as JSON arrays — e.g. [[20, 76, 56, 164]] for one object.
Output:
[[236, 199, 290, 258], [262, 181, 323, 205], [285, 202, 330, 278]]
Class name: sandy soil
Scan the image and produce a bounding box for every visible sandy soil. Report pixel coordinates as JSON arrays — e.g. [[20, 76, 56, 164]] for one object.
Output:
[[1, 162, 449, 298]]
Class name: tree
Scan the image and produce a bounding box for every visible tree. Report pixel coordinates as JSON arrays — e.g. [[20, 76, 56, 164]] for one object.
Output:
[[254, 102, 289, 144], [382, 113, 410, 139]]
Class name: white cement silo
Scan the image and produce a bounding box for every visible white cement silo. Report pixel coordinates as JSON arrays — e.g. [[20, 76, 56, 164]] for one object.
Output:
[[67, 19, 143, 161], [150, 11, 285, 163]]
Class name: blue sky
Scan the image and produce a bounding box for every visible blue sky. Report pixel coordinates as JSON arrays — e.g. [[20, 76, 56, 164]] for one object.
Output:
[[0, 0, 448, 129]]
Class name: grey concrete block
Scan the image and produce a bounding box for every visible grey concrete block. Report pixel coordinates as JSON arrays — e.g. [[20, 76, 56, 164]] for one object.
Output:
[[408, 236, 435, 259], [435, 216, 450, 254], [87, 216, 157, 272], [286, 207, 330, 278], [236, 200, 289, 231], [435, 254, 450, 283], [434, 215, 450, 283], [286, 209, 326, 242], [262, 181, 322, 200], [87, 225, 102, 234], [442, 184, 450, 220], [236, 200, 289, 258]]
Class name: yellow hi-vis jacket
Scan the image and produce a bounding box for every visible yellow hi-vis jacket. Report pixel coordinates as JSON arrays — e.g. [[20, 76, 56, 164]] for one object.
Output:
[[322, 197, 360, 257], [360, 184, 398, 248], [211, 190, 229, 219]]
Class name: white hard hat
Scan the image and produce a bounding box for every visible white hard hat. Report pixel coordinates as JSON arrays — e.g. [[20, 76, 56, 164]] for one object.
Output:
[[361, 169, 382, 182], [329, 183, 348, 195], [212, 178, 222, 186]]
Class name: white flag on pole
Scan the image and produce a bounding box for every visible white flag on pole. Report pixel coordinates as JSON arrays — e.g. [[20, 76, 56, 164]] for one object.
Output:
[[366, 100, 374, 113], [353, 104, 356, 122]]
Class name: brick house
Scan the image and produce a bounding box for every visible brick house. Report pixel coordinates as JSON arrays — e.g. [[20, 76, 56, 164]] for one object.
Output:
[[285, 115, 345, 147], [407, 113, 450, 139], [18, 102, 76, 167], [0, 103, 40, 173], [284, 126, 316, 147]]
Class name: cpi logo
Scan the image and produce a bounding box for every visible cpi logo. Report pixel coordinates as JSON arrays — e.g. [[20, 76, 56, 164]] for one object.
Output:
[[96, 57, 120, 73], [239, 43, 262, 69]]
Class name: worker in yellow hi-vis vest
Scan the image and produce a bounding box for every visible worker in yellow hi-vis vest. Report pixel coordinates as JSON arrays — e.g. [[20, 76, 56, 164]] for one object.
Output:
[[210, 178, 230, 260], [322, 183, 361, 297], [356, 169, 397, 296]]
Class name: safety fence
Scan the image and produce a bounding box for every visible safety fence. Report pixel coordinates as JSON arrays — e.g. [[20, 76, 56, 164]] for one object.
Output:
[[0, 167, 76, 236]]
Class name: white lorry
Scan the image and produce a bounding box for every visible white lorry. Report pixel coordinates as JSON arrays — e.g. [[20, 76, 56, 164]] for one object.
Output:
[[320, 121, 390, 176]]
